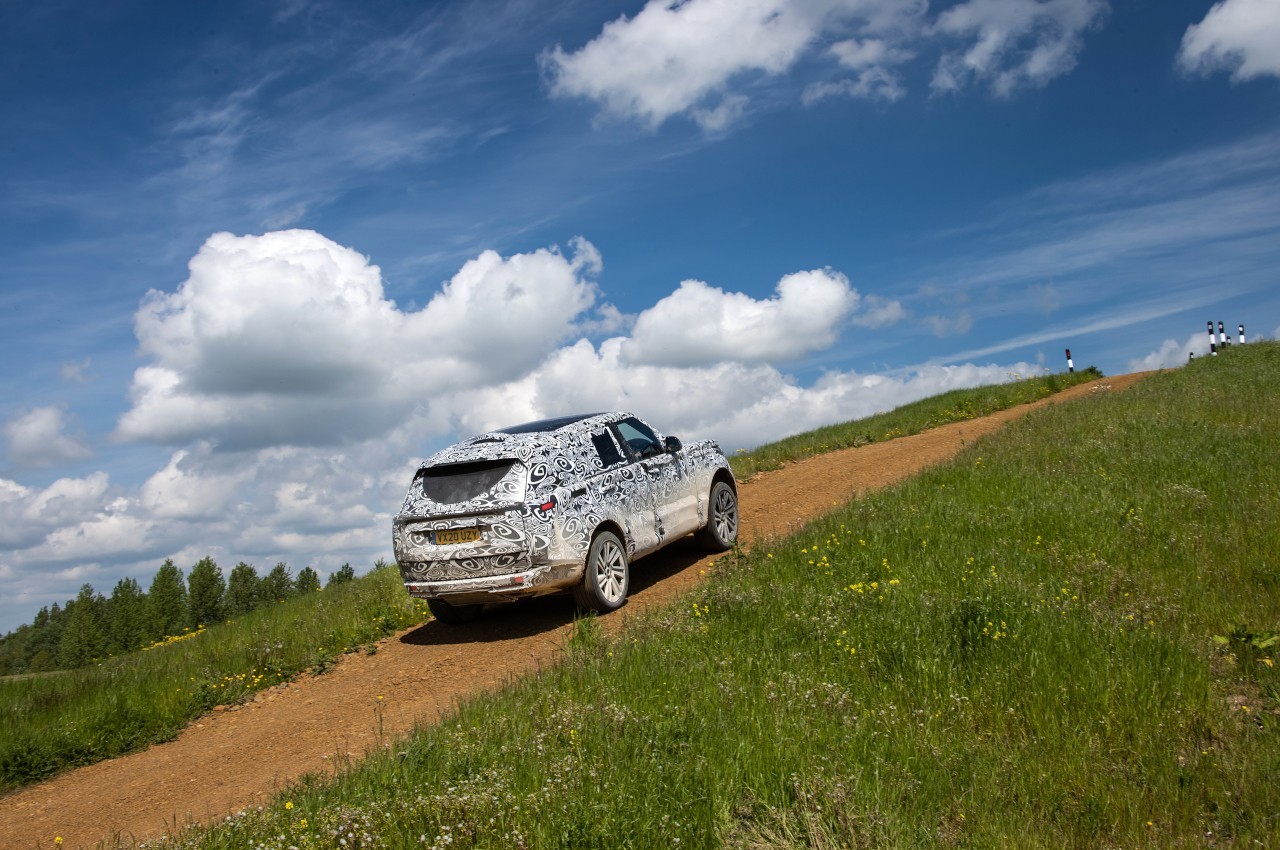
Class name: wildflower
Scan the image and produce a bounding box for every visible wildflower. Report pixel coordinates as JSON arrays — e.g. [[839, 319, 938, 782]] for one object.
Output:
[[55, 839, 63, 847], [285, 801, 294, 810]]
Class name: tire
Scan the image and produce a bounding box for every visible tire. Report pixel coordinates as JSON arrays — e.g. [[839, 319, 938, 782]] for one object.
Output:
[[427, 598, 484, 624], [697, 479, 738, 551], [572, 530, 629, 612]]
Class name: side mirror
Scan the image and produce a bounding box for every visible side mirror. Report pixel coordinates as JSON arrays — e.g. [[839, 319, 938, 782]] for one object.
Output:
[[663, 435, 682, 453]]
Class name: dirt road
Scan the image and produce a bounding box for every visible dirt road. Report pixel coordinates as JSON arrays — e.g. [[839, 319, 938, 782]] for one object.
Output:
[[0, 373, 1148, 849]]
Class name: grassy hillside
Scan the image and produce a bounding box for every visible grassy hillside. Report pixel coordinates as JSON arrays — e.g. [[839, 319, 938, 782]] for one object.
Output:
[[146, 343, 1280, 849], [0, 368, 1093, 795], [728, 367, 1101, 480]]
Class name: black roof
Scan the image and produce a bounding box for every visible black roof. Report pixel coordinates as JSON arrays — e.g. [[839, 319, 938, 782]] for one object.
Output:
[[494, 412, 608, 435]]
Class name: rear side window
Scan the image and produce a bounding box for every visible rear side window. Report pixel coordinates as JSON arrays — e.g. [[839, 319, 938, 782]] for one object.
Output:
[[417, 459, 517, 504], [592, 431, 624, 468]]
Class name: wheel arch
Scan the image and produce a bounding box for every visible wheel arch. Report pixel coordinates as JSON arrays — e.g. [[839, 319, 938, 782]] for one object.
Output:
[[590, 519, 629, 551]]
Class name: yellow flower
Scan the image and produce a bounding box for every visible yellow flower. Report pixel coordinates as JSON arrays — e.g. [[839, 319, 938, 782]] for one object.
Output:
[[55, 839, 63, 847], [285, 801, 294, 810]]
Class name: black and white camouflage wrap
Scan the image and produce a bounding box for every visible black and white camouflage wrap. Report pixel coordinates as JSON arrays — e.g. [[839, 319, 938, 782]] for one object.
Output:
[[392, 412, 734, 603]]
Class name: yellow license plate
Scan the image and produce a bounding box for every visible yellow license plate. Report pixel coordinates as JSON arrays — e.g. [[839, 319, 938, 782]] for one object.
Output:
[[434, 527, 480, 545]]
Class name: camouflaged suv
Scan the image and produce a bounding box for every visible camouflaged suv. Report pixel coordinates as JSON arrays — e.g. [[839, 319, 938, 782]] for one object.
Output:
[[392, 412, 738, 623]]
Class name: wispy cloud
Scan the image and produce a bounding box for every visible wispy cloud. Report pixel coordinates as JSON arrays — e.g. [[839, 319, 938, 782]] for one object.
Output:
[[896, 131, 1280, 350], [931, 293, 1226, 364]]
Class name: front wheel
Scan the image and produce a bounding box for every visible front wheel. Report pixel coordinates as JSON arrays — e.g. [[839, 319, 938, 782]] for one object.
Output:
[[427, 598, 483, 624], [573, 530, 629, 612], [697, 480, 738, 551]]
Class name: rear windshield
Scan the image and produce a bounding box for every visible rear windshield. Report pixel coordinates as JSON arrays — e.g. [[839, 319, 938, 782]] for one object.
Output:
[[417, 459, 519, 505]]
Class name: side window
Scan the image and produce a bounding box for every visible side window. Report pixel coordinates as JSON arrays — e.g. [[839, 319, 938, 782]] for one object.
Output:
[[615, 418, 662, 460], [591, 430, 625, 468]]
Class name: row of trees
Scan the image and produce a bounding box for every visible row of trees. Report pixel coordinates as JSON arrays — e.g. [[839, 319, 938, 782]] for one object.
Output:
[[0, 558, 358, 675]]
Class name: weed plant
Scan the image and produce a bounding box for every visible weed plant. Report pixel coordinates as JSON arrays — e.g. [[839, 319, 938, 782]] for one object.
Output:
[[0, 566, 428, 791], [728, 367, 1101, 481], [141, 344, 1280, 849]]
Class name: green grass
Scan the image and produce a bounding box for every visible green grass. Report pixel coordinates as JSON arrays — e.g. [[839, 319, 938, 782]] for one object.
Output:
[[0, 366, 1096, 798], [0, 566, 429, 792], [728, 367, 1102, 480], [140, 343, 1280, 849]]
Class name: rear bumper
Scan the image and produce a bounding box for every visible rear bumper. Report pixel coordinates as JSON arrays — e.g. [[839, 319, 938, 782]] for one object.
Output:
[[403, 562, 583, 604]]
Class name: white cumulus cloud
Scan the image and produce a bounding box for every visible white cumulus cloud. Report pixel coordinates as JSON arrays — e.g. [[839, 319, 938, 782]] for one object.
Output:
[[117, 229, 607, 450], [34, 500, 155, 564], [1127, 333, 1204, 372], [544, 0, 930, 128], [621, 268, 860, 366], [1178, 0, 1280, 81], [3, 406, 92, 469], [543, 0, 822, 130], [931, 0, 1109, 97], [140, 447, 255, 520]]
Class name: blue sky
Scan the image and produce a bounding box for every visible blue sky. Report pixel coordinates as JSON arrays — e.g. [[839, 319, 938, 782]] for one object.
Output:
[[2, 0, 1278, 632]]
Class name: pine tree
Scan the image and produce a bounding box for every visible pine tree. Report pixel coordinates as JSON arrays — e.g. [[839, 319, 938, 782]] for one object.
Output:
[[27, 603, 66, 670], [326, 563, 356, 587], [0, 625, 29, 675], [262, 562, 295, 603], [187, 557, 226, 627], [227, 562, 261, 616], [59, 584, 106, 668], [296, 566, 321, 594], [146, 559, 188, 640], [106, 577, 147, 654]]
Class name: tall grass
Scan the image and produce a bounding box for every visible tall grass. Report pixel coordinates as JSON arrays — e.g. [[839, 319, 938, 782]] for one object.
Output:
[[728, 367, 1102, 480], [0, 566, 428, 792], [144, 343, 1279, 849]]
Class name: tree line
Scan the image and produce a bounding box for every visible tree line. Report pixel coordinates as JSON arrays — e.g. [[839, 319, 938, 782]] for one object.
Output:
[[0, 558, 358, 675]]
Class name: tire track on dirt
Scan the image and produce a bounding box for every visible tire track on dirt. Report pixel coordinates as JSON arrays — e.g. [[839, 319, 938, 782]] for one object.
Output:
[[0, 373, 1149, 850]]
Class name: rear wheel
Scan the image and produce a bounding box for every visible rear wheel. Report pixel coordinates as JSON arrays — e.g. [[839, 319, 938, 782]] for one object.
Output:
[[697, 480, 738, 551], [573, 530, 629, 612], [427, 598, 483, 624]]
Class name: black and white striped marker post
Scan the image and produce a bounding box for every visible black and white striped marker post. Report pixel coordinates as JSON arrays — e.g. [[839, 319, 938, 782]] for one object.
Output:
[[1219, 321, 1229, 348], [1239, 324, 1245, 344], [1065, 348, 1074, 373], [1208, 320, 1217, 355]]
